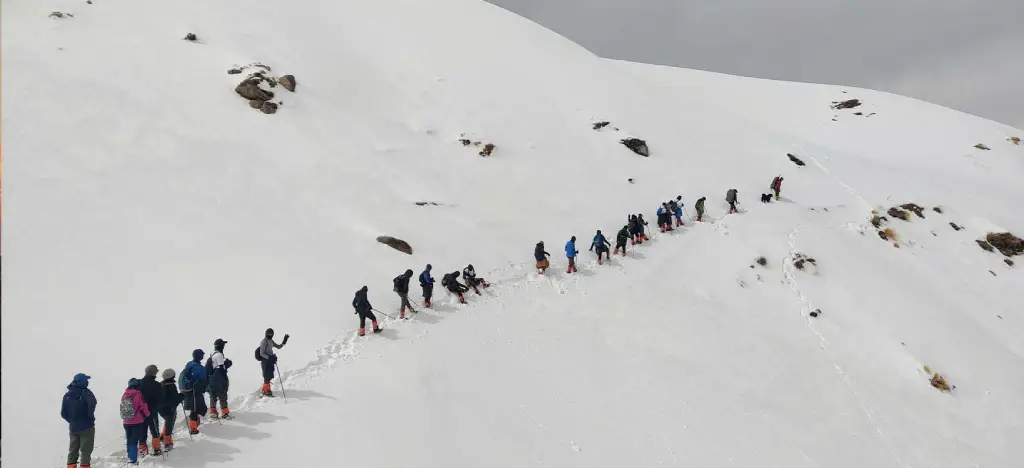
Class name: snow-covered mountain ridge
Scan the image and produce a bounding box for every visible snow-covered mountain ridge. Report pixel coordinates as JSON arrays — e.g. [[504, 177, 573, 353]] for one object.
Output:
[[2, 0, 1022, 466]]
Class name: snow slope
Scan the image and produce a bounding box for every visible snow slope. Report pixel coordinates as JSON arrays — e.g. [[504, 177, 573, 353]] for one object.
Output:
[[2, 0, 1023, 466]]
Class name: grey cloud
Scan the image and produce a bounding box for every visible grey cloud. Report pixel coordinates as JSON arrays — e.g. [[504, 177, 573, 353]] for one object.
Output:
[[487, 0, 1024, 129]]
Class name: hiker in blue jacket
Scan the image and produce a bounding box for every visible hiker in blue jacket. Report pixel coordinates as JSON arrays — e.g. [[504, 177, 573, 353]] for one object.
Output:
[[419, 264, 435, 308], [62, 372, 97, 468], [179, 349, 208, 435], [565, 236, 579, 273], [590, 230, 611, 264]]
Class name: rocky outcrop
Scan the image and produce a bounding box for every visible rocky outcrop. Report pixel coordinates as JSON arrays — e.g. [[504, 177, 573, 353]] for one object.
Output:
[[278, 75, 296, 92], [830, 99, 861, 110], [986, 232, 1023, 256], [787, 153, 806, 166], [620, 138, 649, 157], [376, 236, 413, 255]]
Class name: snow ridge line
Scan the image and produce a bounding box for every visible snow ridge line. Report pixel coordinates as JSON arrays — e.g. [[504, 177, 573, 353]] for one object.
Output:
[[781, 226, 907, 468]]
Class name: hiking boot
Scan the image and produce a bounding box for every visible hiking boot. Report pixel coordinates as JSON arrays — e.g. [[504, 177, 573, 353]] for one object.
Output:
[[152, 437, 162, 455], [359, 328, 366, 336], [221, 408, 232, 419], [188, 419, 200, 435], [162, 433, 174, 451], [138, 443, 149, 457]]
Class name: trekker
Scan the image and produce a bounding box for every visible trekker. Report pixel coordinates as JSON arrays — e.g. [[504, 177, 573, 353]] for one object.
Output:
[[535, 241, 550, 273], [120, 378, 151, 465], [259, 328, 290, 395], [393, 269, 415, 318], [158, 369, 183, 451], [771, 176, 783, 201], [565, 236, 579, 273], [179, 349, 208, 435], [636, 214, 649, 241], [726, 189, 739, 214], [673, 196, 685, 226], [419, 264, 435, 308], [627, 216, 640, 245], [206, 338, 233, 420], [591, 230, 611, 264], [62, 372, 96, 468], [139, 365, 164, 456], [463, 264, 488, 294], [353, 286, 381, 336], [695, 197, 706, 222], [441, 271, 469, 303], [614, 225, 630, 256], [657, 204, 673, 232]]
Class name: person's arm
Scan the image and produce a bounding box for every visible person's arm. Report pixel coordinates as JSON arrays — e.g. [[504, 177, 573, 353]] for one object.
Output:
[[87, 390, 97, 419], [61, 397, 70, 423], [136, 392, 151, 417], [275, 334, 290, 348]]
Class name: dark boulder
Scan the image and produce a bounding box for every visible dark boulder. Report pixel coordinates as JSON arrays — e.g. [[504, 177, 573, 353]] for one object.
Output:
[[620, 138, 649, 157], [278, 75, 296, 92], [377, 236, 413, 255], [235, 78, 274, 101], [787, 153, 806, 166]]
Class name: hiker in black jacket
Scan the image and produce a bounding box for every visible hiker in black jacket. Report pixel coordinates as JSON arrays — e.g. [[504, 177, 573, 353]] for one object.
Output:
[[139, 365, 165, 456], [442, 271, 469, 303], [534, 241, 551, 273], [614, 226, 630, 256], [393, 269, 415, 318], [158, 369, 183, 451], [353, 286, 381, 336]]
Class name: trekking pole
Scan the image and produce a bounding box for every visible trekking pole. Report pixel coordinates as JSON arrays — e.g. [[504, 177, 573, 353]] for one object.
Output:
[[275, 363, 288, 403], [181, 401, 192, 441], [371, 308, 397, 320], [682, 206, 692, 223]]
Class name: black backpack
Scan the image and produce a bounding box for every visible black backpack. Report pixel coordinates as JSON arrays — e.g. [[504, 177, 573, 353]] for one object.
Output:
[[393, 275, 403, 292], [441, 273, 452, 287], [254, 347, 263, 361]]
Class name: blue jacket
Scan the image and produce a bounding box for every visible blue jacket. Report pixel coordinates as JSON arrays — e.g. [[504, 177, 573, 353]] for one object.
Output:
[[565, 240, 577, 258], [656, 207, 665, 216], [419, 269, 434, 287], [674, 206, 683, 217], [61, 383, 97, 432], [180, 360, 208, 392]]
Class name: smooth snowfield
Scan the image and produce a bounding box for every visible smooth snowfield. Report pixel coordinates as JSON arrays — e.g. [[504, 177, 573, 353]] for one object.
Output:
[[2, 0, 1023, 466]]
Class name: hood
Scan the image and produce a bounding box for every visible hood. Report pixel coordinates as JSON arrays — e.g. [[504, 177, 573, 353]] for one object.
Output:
[[70, 373, 91, 388], [192, 349, 205, 362]]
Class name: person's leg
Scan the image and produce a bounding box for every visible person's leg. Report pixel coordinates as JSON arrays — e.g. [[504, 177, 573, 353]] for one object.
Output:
[[359, 311, 367, 334], [262, 360, 275, 395], [80, 427, 94, 467], [125, 425, 139, 463], [68, 430, 81, 467], [160, 408, 175, 449]]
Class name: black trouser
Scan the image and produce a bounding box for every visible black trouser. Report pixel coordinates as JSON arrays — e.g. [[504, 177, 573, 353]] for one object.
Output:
[[183, 390, 207, 422], [398, 292, 411, 311], [261, 360, 276, 384], [595, 247, 609, 259], [209, 389, 228, 413], [729, 201, 737, 212], [616, 241, 627, 253], [567, 256, 576, 269], [159, 407, 177, 435], [145, 413, 160, 440], [358, 309, 377, 329], [422, 284, 433, 301]]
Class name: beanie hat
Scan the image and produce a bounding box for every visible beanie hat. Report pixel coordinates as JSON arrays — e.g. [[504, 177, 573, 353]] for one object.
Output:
[[145, 365, 159, 376], [127, 378, 141, 388], [192, 349, 205, 361], [162, 368, 176, 380]]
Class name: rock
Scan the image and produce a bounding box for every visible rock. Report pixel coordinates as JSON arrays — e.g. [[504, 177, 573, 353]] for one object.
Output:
[[787, 153, 806, 166], [227, 68, 243, 75], [974, 143, 990, 150], [929, 374, 952, 392], [376, 236, 413, 255], [184, 33, 197, 42], [990, 270, 997, 276], [793, 253, 817, 271], [949, 222, 962, 231], [278, 74, 296, 92], [260, 101, 278, 114], [755, 256, 768, 267], [870, 215, 887, 228], [415, 202, 439, 206], [592, 121, 610, 130], [627, 178, 634, 184], [877, 230, 888, 240], [1010, 136, 1021, 145], [830, 99, 861, 110], [620, 138, 649, 157], [248, 99, 263, 109], [976, 239, 994, 253], [933, 206, 943, 214], [479, 143, 495, 157], [887, 207, 910, 221], [1005, 258, 1015, 267], [853, 112, 863, 116], [986, 232, 1023, 256], [459, 139, 470, 146], [49, 11, 73, 18], [87, 0, 92, 4], [235, 78, 274, 101], [809, 309, 821, 318], [900, 203, 925, 218]]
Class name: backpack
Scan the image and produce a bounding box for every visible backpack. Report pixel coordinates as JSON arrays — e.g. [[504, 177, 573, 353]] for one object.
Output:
[[254, 346, 263, 361], [178, 365, 195, 391], [393, 275, 403, 292], [119, 394, 135, 421], [206, 356, 215, 376], [441, 274, 452, 287]]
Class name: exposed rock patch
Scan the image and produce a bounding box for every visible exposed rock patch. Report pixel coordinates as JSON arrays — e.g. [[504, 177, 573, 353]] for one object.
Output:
[[376, 236, 413, 255], [974, 143, 990, 151], [184, 33, 197, 42], [830, 99, 861, 110], [620, 138, 649, 157], [49, 11, 74, 18], [479, 143, 495, 157], [870, 215, 888, 228], [986, 232, 1023, 256], [278, 75, 296, 92], [787, 153, 806, 166], [900, 203, 926, 218], [887, 207, 910, 221], [949, 222, 962, 231], [793, 253, 817, 271], [592, 121, 610, 130], [976, 240, 994, 253]]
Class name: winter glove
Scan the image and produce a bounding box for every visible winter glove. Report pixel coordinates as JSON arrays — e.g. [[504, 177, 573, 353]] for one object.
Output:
[[282, 334, 290, 345], [224, 358, 233, 369]]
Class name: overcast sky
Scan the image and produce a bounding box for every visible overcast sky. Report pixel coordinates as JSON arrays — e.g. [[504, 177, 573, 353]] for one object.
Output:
[[487, 0, 1024, 129]]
